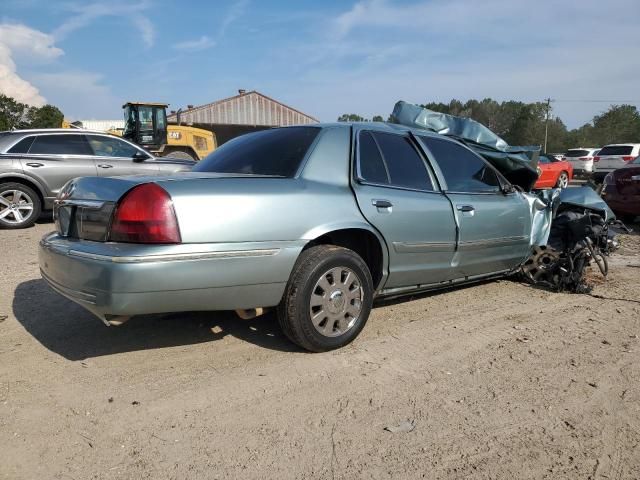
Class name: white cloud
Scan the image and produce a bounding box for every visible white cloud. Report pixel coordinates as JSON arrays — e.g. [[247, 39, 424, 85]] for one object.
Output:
[[33, 71, 119, 120], [173, 35, 216, 52], [219, 0, 249, 38], [0, 23, 63, 106], [53, 1, 155, 48]]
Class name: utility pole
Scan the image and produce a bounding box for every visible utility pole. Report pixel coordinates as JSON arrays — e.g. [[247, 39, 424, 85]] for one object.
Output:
[[543, 97, 552, 153]]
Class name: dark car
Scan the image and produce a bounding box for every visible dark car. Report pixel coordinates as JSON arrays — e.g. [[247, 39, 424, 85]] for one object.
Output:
[[601, 157, 640, 223], [0, 129, 196, 228]]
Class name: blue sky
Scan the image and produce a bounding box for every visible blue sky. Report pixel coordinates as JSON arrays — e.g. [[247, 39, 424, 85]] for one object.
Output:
[[1, 0, 639, 129]]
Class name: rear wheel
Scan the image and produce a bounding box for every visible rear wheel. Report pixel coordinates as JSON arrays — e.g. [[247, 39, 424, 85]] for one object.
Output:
[[277, 245, 373, 352], [555, 171, 569, 188], [0, 183, 42, 229]]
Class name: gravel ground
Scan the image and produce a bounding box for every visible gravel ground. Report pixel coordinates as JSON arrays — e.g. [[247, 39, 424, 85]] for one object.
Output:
[[1, 220, 639, 479]]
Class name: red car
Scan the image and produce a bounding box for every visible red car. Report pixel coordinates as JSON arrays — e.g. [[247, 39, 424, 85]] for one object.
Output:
[[534, 154, 573, 189], [601, 158, 640, 223]]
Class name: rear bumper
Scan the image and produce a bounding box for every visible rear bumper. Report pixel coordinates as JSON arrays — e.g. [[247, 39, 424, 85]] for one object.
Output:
[[39, 233, 302, 323]]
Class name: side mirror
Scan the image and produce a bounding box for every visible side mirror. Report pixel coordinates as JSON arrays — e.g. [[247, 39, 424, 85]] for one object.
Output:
[[132, 151, 148, 162]]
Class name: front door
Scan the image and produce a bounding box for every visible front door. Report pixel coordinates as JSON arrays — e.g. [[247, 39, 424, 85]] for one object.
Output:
[[418, 135, 531, 277], [351, 129, 457, 289], [86, 134, 159, 177]]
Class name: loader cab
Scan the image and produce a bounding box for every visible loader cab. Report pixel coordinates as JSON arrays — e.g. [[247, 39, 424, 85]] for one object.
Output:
[[122, 102, 168, 151]]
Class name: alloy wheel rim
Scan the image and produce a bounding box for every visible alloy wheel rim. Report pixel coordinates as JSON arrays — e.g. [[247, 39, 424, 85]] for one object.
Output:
[[0, 190, 34, 224], [309, 266, 363, 337], [559, 173, 569, 188]]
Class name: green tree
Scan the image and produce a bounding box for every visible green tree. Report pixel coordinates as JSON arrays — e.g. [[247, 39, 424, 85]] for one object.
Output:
[[590, 105, 640, 145], [26, 104, 64, 129], [337, 113, 367, 122], [372, 115, 384, 122], [0, 94, 29, 131]]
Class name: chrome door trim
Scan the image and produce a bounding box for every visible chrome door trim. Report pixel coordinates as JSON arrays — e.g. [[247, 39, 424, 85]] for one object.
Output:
[[458, 235, 529, 251], [393, 241, 455, 253]]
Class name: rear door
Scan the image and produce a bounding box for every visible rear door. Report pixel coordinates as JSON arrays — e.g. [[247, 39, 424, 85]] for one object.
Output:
[[86, 134, 159, 177], [351, 129, 457, 289], [19, 134, 98, 198], [418, 136, 531, 277]]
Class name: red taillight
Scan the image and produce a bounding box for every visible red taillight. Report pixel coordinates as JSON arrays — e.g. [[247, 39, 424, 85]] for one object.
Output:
[[622, 155, 636, 162], [593, 156, 600, 162], [109, 183, 181, 244]]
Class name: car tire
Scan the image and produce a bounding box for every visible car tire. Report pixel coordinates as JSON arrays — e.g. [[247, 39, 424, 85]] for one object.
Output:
[[0, 182, 42, 229], [555, 171, 569, 189], [163, 149, 195, 161], [277, 245, 374, 352]]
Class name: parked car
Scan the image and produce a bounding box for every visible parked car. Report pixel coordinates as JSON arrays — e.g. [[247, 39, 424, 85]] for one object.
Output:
[[0, 129, 196, 229], [534, 154, 573, 189], [563, 147, 599, 178], [593, 143, 640, 183], [39, 123, 566, 352], [601, 156, 640, 223]]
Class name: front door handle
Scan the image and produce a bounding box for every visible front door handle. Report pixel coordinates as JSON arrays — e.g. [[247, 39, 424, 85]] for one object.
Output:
[[372, 199, 393, 208], [97, 164, 113, 169], [26, 162, 44, 168], [456, 204, 475, 212]]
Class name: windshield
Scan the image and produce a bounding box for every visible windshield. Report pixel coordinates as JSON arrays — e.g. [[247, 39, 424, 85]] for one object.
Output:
[[193, 127, 321, 177]]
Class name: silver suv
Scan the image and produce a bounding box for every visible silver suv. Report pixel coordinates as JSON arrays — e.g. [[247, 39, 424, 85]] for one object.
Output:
[[0, 129, 195, 228], [593, 143, 640, 182]]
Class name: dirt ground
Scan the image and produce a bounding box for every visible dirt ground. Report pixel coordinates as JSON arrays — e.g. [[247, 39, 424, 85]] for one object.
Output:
[[1, 220, 639, 480]]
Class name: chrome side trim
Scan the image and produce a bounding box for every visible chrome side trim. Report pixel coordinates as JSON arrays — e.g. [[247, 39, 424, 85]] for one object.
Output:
[[66, 248, 281, 264], [458, 236, 528, 250], [393, 241, 455, 253], [55, 199, 106, 210]]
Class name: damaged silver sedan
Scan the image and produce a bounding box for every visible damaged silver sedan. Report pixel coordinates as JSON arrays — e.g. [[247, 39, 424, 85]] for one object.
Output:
[[39, 113, 622, 352]]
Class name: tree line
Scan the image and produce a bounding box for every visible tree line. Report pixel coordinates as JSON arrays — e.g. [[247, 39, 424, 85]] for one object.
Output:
[[338, 99, 640, 153], [0, 94, 64, 131]]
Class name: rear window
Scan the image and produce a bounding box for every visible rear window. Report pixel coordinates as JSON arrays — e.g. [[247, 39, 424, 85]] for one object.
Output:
[[194, 127, 320, 177], [7, 136, 35, 154], [598, 145, 633, 156], [564, 149, 590, 158]]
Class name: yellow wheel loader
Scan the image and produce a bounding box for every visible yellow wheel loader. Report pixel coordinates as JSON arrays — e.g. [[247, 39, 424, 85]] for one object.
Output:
[[116, 102, 216, 160]]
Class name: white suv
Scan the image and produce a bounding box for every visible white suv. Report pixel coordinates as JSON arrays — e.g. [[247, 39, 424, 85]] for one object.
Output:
[[593, 143, 640, 182], [563, 147, 599, 178]]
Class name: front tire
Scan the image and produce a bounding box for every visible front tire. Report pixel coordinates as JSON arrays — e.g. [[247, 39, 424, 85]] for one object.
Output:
[[277, 245, 374, 352], [0, 183, 42, 229], [555, 171, 569, 189]]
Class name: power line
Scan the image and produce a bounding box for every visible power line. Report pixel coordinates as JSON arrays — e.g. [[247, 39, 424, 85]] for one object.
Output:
[[553, 99, 640, 103]]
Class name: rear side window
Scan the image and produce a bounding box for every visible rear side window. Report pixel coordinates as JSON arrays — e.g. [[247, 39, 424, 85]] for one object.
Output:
[[598, 145, 633, 156], [421, 136, 501, 193], [194, 127, 320, 177], [7, 136, 35, 154], [29, 135, 93, 155], [372, 132, 434, 191], [358, 132, 389, 184], [564, 149, 590, 157]]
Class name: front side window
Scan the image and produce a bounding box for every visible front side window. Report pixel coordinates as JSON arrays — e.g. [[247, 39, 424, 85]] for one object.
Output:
[[29, 135, 93, 156], [421, 136, 501, 193], [194, 127, 320, 177], [87, 135, 140, 158]]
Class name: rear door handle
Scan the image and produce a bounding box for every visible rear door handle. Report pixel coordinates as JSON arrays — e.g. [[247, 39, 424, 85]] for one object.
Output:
[[97, 164, 113, 169], [26, 162, 44, 168], [372, 199, 393, 208], [456, 204, 475, 212]]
